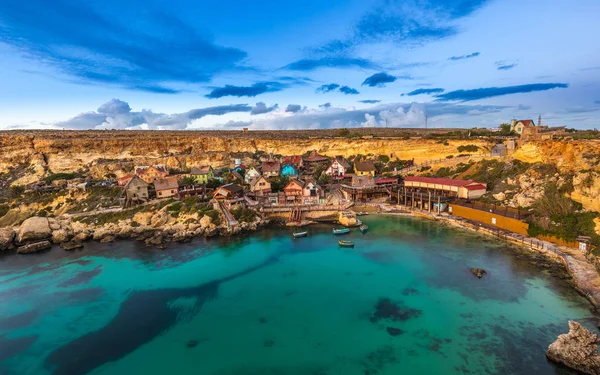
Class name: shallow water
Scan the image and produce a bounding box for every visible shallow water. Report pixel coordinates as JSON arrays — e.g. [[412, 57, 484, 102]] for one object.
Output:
[[0, 215, 596, 375]]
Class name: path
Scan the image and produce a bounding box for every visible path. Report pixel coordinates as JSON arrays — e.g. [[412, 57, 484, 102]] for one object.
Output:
[[394, 153, 492, 175], [218, 201, 239, 227]]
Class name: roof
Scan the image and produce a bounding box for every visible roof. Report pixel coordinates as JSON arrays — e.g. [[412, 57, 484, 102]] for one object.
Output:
[[117, 174, 133, 181], [219, 183, 244, 193], [284, 180, 304, 190], [282, 163, 297, 170], [517, 119, 534, 127], [261, 161, 281, 173], [374, 178, 398, 184], [190, 166, 212, 175], [355, 160, 376, 172], [302, 178, 320, 189], [303, 150, 329, 162], [231, 170, 244, 181], [250, 176, 269, 188], [234, 164, 247, 170], [463, 184, 487, 191], [154, 177, 179, 191], [124, 175, 148, 188], [135, 165, 167, 175], [404, 176, 477, 187], [282, 155, 303, 165], [336, 157, 351, 169]]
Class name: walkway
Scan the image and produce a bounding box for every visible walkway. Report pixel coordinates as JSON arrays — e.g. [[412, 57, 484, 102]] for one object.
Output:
[[394, 153, 492, 175], [218, 201, 239, 227]]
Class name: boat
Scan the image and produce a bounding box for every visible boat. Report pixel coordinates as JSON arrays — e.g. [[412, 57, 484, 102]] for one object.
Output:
[[359, 224, 369, 233], [293, 231, 308, 238], [333, 228, 350, 235], [338, 240, 355, 248]]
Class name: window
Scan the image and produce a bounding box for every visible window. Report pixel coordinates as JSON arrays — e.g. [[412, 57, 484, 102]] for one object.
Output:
[[491, 217, 497, 225]]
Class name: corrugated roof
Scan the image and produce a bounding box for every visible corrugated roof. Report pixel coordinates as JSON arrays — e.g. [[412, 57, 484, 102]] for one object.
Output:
[[404, 176, 475, 187], [303, 151, 329, 162], [191, 166, 211, 175], [463, 184, 487, 191]]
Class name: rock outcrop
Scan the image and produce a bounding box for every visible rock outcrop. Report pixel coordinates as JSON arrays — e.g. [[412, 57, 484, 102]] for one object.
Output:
[[17, 240, 51, 254], [0, 228, 15, 250], [470, 268, 487, 278], [17, 217, 52, 243], [546, 321, 600, 375]]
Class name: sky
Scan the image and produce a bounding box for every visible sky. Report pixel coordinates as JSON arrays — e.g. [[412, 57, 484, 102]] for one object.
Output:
[[0, 0, 599, 130]]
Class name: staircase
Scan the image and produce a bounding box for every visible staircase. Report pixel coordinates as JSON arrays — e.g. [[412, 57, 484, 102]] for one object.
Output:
[[289, 208, 303, 223], [218, 201, 239, 227]]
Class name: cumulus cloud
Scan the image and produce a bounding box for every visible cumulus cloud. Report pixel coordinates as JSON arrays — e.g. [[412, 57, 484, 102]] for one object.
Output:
[[251, 102, 278, 115], [319, 102, 332, 108], [55, 99, 252, 130]]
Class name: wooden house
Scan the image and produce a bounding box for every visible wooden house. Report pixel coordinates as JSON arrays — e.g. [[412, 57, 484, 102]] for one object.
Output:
[[190, 166, 214, 184], [117, 174, 133, 186], [281, 163, 298, 178], [154, 177, 179, 199], [302, 179, 322, 204], [134, 165, 168, 183], [261, 161, 281, 178], [213, 184, 244, 200], [282, 155, 303, 169], [249, 176, 271, 196], [244, 166, 261, 184], [325, 158, 350, 179], [354, 160, 376, 177], [283, 179, 304, 204], [124, 175, 149, 206]]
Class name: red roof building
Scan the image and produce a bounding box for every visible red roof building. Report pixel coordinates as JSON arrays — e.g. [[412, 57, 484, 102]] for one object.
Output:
[[403, 176, 487, 199]]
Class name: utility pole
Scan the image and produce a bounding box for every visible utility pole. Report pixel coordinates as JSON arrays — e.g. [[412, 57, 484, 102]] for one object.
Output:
[[425, 115, 428, 131]]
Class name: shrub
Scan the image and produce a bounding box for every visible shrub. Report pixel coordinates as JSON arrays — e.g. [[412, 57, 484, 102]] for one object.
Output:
[[0, 204, 9, 218], [44, 173, 78, 183], [457, 145, 480, 153]]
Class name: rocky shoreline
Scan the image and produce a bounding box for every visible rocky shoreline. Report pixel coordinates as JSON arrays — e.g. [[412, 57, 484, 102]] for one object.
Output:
[[0, 212, 269, 253]]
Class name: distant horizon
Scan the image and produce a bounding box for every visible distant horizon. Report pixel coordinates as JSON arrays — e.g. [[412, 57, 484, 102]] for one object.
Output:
[[1, 0, 599, 130]]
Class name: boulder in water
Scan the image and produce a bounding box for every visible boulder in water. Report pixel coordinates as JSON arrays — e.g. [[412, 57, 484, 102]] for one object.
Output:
[[470, 268, 487, 278], [546, 321, 600, 375], [17, 240, 52, 254], [0, 228, 15, 250], [17, 217, 51, 243]]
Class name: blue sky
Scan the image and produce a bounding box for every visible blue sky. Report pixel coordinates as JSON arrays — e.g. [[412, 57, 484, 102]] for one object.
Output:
[[0, 0, 599, 130]]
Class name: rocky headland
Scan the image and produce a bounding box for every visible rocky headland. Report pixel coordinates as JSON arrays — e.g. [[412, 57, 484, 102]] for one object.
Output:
[[546, 321, 600, 375]]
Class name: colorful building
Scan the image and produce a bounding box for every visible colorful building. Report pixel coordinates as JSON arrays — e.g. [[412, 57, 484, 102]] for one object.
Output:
[[244, 166, 261, 184], [325, 158, 350, 179], [261, 161, 281, 178], [283, 179, 304, 204], [281, 163, 298, 178], [354, 161, 376, 177], [134, 165, 168, 183], [249, 176, 271, 196], [403, 176, 487, 199], [154, 177, 179, 199], [190, 166, 214, 184]]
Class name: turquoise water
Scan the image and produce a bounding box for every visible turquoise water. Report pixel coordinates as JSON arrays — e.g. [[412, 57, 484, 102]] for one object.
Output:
[[0, 215, 596, 375]]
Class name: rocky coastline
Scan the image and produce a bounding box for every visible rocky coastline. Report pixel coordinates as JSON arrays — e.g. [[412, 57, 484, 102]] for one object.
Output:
[[0, 211, 269, 253]]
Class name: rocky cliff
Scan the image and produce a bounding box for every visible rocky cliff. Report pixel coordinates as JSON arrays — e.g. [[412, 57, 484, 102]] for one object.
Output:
[[546, 321, 600, 375]]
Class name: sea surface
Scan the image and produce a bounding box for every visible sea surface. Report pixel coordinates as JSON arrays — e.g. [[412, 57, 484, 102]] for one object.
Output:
[[0, 215, 597, 375]]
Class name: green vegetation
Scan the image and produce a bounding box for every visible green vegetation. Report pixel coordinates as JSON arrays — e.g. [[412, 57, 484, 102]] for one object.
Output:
[[527, 188, 600, 247], [270, 176, 289, 192], [65, 186, 123, 213], [378, 155, 390, 164], [231, 206, 257, 223], [463, 160, 531, 190], [456, 144, 480, 153], [44, 172, 78, 183]]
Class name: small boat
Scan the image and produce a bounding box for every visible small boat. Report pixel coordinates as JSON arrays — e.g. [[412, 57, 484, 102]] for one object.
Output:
[[333, 228, 350, 235], [338, 240, 355, 248], [359, 224, 369, 233], [293, 231, 308, 239]]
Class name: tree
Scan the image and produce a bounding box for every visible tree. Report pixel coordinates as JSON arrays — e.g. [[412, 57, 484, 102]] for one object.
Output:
[[317, 174, 330, 186], [180, 177, 196, 187], [270, 176, 289, 192], [206, 178, 222, 189], [499, 123, 512, 135]]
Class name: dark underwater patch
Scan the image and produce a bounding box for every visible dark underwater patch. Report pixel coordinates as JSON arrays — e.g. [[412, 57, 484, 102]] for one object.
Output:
[[44, 255, 279, 375], [58, 266, 102, 288], [0, 310, 38, 332], [0, 334, 38, 364], [370, 298, 422, 323]]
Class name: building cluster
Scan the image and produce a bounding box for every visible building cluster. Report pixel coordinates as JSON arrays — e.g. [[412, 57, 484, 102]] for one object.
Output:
[[116, 151, 402, 207], [510, 117, 566, 141]]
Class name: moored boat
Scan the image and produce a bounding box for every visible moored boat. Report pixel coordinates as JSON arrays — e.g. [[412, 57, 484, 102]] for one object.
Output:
[[293, 231, 308, 238], [359, 224, 368, 233], [338, 240, 355, 247], [333, 228, 350, 235]]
